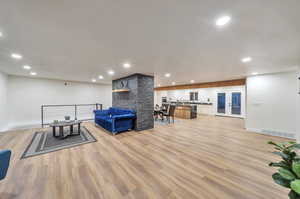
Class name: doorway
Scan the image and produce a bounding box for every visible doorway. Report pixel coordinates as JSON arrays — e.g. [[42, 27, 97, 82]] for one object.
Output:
[[216, 90, 244, 118]]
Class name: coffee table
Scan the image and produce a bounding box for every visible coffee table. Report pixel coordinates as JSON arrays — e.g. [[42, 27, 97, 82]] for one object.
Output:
[[49, 120, 82, 139]]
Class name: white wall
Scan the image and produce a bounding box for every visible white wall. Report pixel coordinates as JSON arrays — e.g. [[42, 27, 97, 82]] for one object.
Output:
[[0, 71, 8, 132], [246, 71, 298, 139], [7, 75, 112, 129]]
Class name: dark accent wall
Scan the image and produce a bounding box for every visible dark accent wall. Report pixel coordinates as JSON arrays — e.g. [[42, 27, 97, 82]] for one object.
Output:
[[112, 74, 154, 131]]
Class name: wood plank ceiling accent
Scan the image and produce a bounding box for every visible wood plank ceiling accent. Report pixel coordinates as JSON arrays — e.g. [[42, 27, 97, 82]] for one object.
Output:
[[155, 78, 246, 91]]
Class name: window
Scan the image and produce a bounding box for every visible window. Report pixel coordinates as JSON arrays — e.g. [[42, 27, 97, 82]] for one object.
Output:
[[189, 92, 198, 101]]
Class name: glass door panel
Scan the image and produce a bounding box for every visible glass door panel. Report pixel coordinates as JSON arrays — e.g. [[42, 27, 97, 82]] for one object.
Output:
[[231, 92, 241, 115], [217, 93, 226, 114]]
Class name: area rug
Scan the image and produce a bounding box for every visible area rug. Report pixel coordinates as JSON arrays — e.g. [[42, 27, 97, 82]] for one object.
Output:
[[21, 126, 97, 159]]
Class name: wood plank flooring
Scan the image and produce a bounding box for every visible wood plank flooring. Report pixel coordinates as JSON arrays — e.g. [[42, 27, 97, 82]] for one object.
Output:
[[0, 115, 291, 199]]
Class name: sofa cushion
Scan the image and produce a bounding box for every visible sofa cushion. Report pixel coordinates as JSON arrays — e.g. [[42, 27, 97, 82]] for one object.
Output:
[[112, 114, 135, 119], [95, 115, 111, 120]]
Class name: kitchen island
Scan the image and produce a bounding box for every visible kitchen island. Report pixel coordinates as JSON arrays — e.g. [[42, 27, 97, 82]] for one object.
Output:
[[174, 104, 197, 119]]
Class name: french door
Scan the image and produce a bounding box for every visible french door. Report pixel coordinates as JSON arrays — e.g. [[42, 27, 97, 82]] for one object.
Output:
[[216, 91, 243, 118]]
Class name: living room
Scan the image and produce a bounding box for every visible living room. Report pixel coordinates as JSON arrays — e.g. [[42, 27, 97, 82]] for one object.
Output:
[[1, 1, 300, 199]]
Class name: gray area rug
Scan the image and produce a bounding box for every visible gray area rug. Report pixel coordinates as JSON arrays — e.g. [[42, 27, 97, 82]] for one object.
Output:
[[21, 126, 97, 159]]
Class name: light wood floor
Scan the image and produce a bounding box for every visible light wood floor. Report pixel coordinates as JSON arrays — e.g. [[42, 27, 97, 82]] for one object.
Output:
[[0, 115, 291, 199]]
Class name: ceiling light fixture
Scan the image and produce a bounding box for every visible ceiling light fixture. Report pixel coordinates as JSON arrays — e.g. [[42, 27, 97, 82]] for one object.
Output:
[[92, 78, 96, 82], [242, 57, 252, 63], [123, 62, 131, 68], [23, 65, 31, 70], [11, 53, 22, 60], [252, 72, 258, 75], [107, 70, 115, 75], [98, 75, 104, 79], [216, 16, 231, 26], [190, 80, 195, 83], [165, 73, 171, 78], [30, 72, 37, 76], [158, 84, 161, 87], [0, 32, 3, 37]]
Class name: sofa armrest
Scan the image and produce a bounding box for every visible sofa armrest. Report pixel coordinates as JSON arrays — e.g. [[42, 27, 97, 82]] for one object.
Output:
[[112, 114, 136, 120], [0, 150, 11, 180]]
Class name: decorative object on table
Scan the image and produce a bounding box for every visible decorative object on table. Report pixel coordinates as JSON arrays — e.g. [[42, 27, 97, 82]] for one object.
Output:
[[268, 141, 300, 199], [64, 115, 71, 121], [21, 126, 96, 159], [0, 150, 11, 181]]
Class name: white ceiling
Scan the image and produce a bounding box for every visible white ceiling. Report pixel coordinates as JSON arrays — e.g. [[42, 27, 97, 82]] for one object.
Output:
[[0, 0, 299, 86]]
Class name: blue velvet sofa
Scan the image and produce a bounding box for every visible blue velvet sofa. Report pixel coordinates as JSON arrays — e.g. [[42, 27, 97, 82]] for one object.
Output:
[[0, 150, 11, 181], [94, 107, 136, 134]]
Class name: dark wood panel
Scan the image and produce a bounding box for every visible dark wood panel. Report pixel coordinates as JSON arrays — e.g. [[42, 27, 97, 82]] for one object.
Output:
[[155, 79, 246, 91]]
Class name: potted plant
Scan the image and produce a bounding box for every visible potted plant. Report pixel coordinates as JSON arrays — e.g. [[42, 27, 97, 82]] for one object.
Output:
[[268, 141, 300, 199]]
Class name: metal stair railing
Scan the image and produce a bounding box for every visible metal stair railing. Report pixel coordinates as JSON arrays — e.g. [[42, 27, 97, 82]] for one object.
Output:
[[41, 103, 102, 128]]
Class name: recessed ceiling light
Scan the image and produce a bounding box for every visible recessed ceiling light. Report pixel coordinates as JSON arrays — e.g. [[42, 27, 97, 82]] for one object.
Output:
[[11, 53, 22, 60], [107, 70, 115, 75], [123, 62, 131, 68], [0, 32, 3, 37], [216, 16, 231, 26], [92, 78, 96, 82], [30, 72, 37, 76], [190, 80, 195, 83], [98, 75, 104, 79], [23, 65, 31, 70], [165, 73, 171, 78], [172, 82, 176, 85], [242, 57, 252, 63], [252, 72, 258, 75]]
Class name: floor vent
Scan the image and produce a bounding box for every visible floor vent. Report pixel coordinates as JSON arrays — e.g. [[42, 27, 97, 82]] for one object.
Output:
[[261, 129, 295, 139]]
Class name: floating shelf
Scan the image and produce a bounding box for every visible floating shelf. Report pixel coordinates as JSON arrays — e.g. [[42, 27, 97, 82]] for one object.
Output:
[[112, 89, 130, 93]]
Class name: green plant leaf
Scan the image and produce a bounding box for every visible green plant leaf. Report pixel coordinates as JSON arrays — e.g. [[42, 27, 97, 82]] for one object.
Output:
[[268, 141, 284, 149], [272, 173, 291, 188], [291, 180, 300, 194], [289, 190, 300, 199], [279, 168, 296, 180], [286, 141, 297, 145], [273, 151, 290, 160], [293, 162, 300, 178], [269, 162, 290, 169], [289, 144, 300, 150]]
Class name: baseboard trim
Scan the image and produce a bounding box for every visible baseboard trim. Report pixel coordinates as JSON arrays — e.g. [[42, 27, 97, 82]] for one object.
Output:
[[246, 128, 296, 139], [3, 121, 41, 132], [0, 126, 9, 133]]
